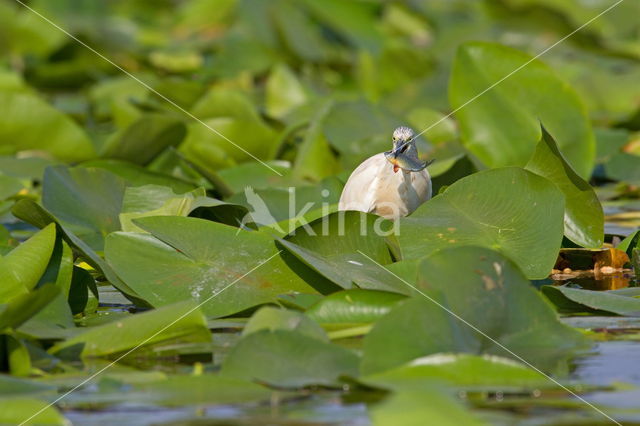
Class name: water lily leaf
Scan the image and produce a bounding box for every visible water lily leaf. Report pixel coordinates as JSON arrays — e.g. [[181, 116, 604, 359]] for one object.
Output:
[[0, 92, 95, 162], [217, 161, 292, 193], [617, 230, 640, 257], [132, 374, 272, 406], [278, 212, 408, 292], [105, 216, 317, 318], [361, 247, 589, 375], [0, 398, 66, 425], [81, 159, 197, 194], [119, 185, 247, 232], [306, 290, 407, 325], [450, 42, 595, 178], [292, 100, 340, 181], [10, 199, 143, 304], [100, 114, 187, 165], [221, 329, 359, 387], [398, 167, 565, 279], [542, 285, 640, 317], [370, 388, 484, 426], [265, 64, 308, 119], [242, 306, 328, 342], [361, 354, 549, 392], [0, 224, 56, 303], [1, 333, 31, 376], [42, 166, 126, 251], [526, 128, 603, 248], [0, 284, 59, 331], [0, 173, 24, 200], [49, 301, 210, 359], [228, 177, 342, 228]]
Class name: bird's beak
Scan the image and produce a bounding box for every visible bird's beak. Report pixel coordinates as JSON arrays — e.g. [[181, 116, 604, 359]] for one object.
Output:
[[384, 140, 432, 173]]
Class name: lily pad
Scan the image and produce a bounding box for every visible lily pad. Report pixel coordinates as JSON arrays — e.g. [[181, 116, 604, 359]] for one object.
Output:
[[42, 166, 126, 251], [370, 388, 484, 426], [49, 301, 210, 359], [361, 246, 589, 374], [526, 128, 603, 248], [0, 224, 56, 303], [221, 329, 359, 387], [242, 306, 327, 343], [450, 42, 595, 178], [398, 167, 565, 279], [361, 354, 550, 392], [105, 216, 317, 318], [542, 285, 640, 317], [100, 114, 187, 165], [306, 289, 407, 325], [0, 92, 95, 162]]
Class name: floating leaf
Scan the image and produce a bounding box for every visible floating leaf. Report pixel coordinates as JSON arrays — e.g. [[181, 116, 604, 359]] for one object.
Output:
[[221, 329, 359, 387], [242, 306, 328, 341], [265, 64, 308, 119], [450, 42, 595, 178], [105, 216, 316, 318], [42, 166, 126, 251], [0, 92, 95, 162], [100, 114, 187, 165], [49, 301, 210, 359], [361, 354, 549, 391], [542, 285, 640, 317], [361, 246, 588, 374], [306, 290, 406, 325], [398, 167, 565, 279], [526, 128, 603, 247], [370, 388, 484, 426], [0, 224, 56, 303], [0, 398, 66, 425]]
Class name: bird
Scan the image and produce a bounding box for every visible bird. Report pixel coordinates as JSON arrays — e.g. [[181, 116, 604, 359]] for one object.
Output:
[[338, 126, 433, 220]]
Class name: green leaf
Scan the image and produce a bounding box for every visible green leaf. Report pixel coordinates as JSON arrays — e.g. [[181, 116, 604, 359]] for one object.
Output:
[[370, 389, 484, 426], [306, 289, 407, 325], [119, 185, 247, 232], [0, 284, 60, 331], [542, 285, 640, 317], [10, 199, 143, 304], [242, 306, 328, 341], [361, 354, 549, 391], [221, 329, 359, 387], [80, 159, 197, 194], [361, 247, 589, 374], [0, 224, 56, 303], [0, 398, 66, 425], [398, 167, 565, 279], [133, 374, 272, 406], [49, 301, 210, 359], [265, 64, 308, 119], [42, 166, 126, 251], [279, 212, 408, 292], [105, 216, 317, 318], [450, 42, 595, 178], [0, 173, 24, 200], [526, 128, 603, 247], [617, 230, 640, 257], [100, 114, 187, 165], [0, 92, 95, 162]]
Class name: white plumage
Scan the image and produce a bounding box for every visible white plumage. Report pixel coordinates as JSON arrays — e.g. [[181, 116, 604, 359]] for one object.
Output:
[[338, 153, 432, 219]]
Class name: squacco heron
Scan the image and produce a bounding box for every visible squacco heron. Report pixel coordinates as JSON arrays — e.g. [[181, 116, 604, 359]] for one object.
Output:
[[338, 126, 432, 219]]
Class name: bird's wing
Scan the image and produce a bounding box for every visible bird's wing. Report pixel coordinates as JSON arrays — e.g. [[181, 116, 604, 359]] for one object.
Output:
[[338, 153, 387, 213]]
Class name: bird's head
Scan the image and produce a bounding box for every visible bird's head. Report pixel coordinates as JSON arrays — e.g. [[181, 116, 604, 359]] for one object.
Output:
[[384, 126, 432, 173]]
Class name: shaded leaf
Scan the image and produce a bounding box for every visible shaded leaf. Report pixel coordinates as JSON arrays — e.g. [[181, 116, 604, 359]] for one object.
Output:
[[221, 329, 359, 387], [526, 127, 603, 247], [399, 167, 565, 279]]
